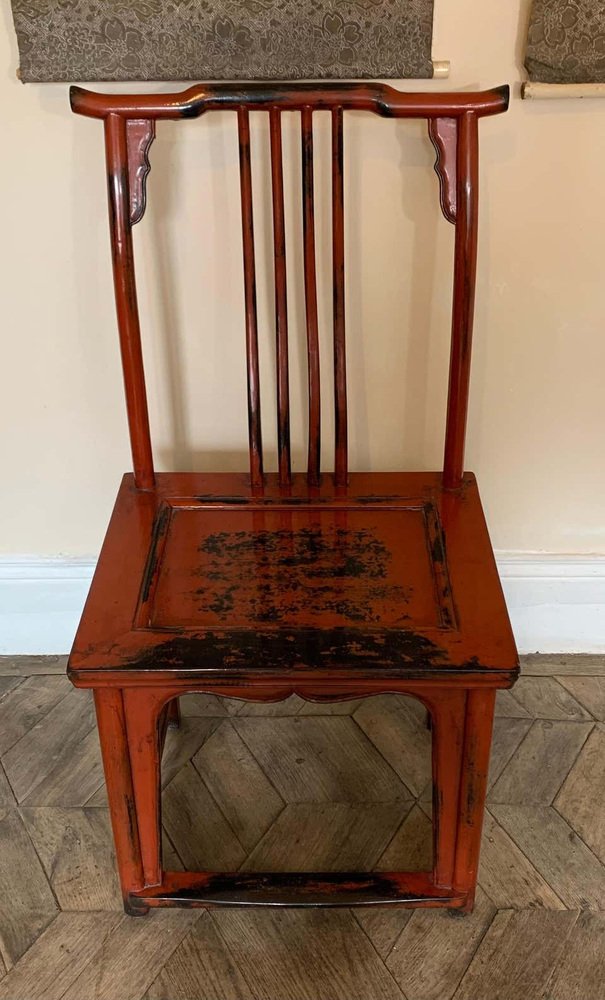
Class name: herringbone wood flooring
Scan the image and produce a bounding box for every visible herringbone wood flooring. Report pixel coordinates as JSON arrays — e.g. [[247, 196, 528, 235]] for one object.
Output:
[[0, 655, 604, 999]]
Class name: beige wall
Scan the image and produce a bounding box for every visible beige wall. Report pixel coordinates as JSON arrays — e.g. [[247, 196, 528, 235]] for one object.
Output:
[[1, 0, 604, 558]]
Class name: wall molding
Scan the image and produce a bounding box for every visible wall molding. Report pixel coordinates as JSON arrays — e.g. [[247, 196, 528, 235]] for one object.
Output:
[[1, 553, 604, 656]]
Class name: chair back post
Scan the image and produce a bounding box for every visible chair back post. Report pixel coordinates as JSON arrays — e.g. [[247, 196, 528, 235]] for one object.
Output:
[[442, 111, 480, 490], [104, 112, 155, 490]]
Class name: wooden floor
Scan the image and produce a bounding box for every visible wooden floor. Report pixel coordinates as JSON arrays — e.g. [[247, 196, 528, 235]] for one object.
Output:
[[0, 656, 604, 999]]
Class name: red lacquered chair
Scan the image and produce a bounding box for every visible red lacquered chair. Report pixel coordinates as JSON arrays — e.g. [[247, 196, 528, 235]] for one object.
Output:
[[67, 82, 518, 915]]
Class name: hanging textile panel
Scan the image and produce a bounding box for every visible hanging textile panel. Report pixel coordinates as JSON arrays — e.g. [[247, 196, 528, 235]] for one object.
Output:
[[11, 1, 435, 83], [526, 0, 605, 83]]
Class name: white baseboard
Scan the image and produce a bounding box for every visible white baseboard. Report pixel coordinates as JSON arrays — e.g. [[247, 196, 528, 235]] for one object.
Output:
[[497, 554, 605, 655], [0, 558, 95, 657], [1, 554, 604, 656]]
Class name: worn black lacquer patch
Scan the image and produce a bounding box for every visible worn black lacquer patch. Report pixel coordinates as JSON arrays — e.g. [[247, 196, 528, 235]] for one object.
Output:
[[196, 527, 411, 625]]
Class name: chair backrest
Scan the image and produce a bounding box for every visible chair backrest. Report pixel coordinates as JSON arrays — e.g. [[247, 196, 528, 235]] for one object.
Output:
[[71, 82, 509, 492]]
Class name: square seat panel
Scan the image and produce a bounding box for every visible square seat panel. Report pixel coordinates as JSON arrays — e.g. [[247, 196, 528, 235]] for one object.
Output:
[[68, 472, 518, 686]]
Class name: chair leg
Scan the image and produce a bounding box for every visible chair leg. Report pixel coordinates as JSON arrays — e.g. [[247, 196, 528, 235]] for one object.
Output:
[[96, 683, 495, 915], [122, 688, 166, 893], [167, 697, 181, 730], [428, 690, 466, 891], [453, 688, 496, 911], [93, 689, 147, 915]]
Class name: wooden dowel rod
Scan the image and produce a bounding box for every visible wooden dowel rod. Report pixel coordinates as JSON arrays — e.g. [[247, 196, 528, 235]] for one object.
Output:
[[522, 81, 605, 100], [432, 61, 451, 80]]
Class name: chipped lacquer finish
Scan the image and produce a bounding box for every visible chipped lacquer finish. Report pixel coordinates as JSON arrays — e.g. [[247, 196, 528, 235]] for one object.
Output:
[[67, 82, 516, 914]]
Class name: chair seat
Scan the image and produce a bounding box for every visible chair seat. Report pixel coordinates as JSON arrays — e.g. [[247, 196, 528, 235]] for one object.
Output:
[[68, 471, 518, 687]]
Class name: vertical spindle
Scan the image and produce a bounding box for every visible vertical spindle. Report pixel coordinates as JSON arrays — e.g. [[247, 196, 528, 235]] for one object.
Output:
[[301, 107, 321, 486], [332, 107, 347, 487], [270, 109, 291, 487], [237, 108, 264, 489]]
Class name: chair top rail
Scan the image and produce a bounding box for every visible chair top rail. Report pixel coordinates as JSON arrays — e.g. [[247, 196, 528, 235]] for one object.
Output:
[[70, 82, 509, 121]]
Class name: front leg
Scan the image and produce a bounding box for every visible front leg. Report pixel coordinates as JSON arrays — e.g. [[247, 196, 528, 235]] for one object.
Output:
[[426, 689, 466, 892], [123, 688, 171, 897], [94, 688, 147, 915], [454, 688, 496, 911]]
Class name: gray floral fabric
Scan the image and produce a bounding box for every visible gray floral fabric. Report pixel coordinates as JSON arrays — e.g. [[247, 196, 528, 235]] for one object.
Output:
[[526, 0, 605, 83], [11, 1, 435, 82]]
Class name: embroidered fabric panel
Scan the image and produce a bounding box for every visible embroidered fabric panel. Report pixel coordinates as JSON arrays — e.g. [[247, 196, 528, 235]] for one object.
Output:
[[11, 1, 435, 82], [526, 0, 605, 83]]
